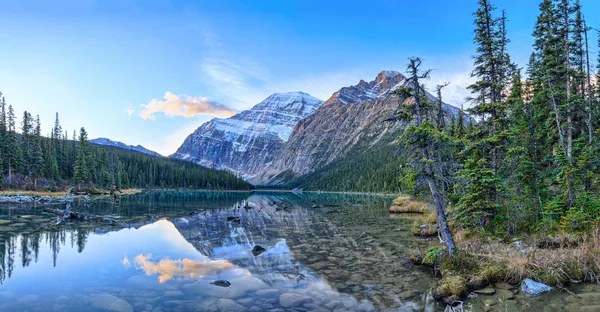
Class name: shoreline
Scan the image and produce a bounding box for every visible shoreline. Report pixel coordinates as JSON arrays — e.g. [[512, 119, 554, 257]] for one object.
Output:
[[0, 188, 144, 204], [389, 197, 600, 307]]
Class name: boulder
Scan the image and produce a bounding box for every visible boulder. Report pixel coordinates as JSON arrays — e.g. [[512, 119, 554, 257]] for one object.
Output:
[[521, 278, 553, 296]]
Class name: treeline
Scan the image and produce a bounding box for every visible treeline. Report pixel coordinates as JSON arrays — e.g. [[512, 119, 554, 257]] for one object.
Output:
[[0, 94, 251, 191], [283, 136, 404, 193], [398, 0, 600, 236]]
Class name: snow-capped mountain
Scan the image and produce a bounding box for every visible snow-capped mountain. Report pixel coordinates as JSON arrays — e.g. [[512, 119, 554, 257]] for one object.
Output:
[[257, 70, 461, 184], [90, 138, 162, 157], [170, 92, 323, 178]]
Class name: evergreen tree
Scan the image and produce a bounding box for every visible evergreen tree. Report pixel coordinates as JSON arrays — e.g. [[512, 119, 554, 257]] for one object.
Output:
[[20, 111, 33, 176], [449, 115, 456, 137], [6, 105, 23, 184], [30, 115, 44, 188], [0, 95, 5, 183], [467, 0, 512, 174], [435, 83, 449, 128], [393, 57, 457, 254], [73, 127, 89, 188], [456, 107, 465, 139]]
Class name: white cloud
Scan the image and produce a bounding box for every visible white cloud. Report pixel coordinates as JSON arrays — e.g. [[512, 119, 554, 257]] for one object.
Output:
[[139, 92, 237, 120], [426, 59, 474, 109], [126, 106, 135, 119], [200, 58, 272, 108]]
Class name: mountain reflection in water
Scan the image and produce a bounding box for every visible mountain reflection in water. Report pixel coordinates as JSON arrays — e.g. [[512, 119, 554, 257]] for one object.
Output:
[[0, 191, 438, 311]]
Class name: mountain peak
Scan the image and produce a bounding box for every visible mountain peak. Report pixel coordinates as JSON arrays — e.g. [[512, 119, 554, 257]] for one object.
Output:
[[376, 70, 402, 82], [324, 70, 406, 105], [250, 91, 322, 113]]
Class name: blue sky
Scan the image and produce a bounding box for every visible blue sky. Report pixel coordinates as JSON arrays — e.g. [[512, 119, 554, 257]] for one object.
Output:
[[0, 0, 598, 155]]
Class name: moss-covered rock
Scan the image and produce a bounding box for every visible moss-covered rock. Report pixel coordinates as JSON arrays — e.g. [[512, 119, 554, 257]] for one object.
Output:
[[435, 275, 469, 298]]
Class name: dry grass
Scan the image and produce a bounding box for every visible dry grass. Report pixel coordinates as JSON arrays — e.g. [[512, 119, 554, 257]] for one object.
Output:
[[388, 196, 430, 213], [117, 189, 143, 195], [0, 190, 70, 197], [457, 228, 600, 286], [425, 210, 438, 224]]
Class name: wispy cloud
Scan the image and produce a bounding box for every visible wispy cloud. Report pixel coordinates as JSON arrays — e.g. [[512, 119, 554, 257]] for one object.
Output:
[[200, 58, 271, 107], [139, 92, 237, 120], [126, 105, 135, 119]]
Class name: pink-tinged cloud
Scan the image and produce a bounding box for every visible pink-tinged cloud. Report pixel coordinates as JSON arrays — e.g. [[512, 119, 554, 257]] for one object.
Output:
[[133, 254, 234, 283], [139, 92, 237, 120]]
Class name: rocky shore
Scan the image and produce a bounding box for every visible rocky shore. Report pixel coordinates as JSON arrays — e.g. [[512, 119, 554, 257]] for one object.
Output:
[[0, 194, 90, 204]]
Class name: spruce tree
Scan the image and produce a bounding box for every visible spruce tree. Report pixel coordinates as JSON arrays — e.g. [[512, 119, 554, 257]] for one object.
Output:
[[20, 111, 33, 176], [0, 95, 5, 183], [30, 115, 44, 188], [456, 108, 465, 139], [468, 0, 512, 175], [6, 105, 23, 184], [435, 83, 449, 128], [73, 127, 89, 189]]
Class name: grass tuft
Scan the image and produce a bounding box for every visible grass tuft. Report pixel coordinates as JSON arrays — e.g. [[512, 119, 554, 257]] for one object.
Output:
[[388, 196, 430, 213]]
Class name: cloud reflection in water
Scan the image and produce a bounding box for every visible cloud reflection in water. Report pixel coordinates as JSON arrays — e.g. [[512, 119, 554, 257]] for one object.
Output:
[[132, 254, 234, 283]]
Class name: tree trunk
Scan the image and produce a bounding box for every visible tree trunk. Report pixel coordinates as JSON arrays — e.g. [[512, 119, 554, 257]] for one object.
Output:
[[425, 164, 457, 254], [563, 4, 572, 163], [584, 21, 593, 147], [547, 77, 567, 156]]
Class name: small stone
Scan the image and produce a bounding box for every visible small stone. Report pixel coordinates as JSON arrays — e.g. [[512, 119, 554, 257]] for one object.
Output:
[[279, 293, 313, 308], [494, 282, 514, 290], [252, 245, 266, 256], [255, 289, 278, 296], [163, 290, 184, 297], [340, 298, 356, 308], [498, 289, 515, 300], [91, 293, 134, 312], [521, 278, 553, 296], [210, 280, 231, 287], [474, 287, 496, 295], [216, 298, 245, 312]]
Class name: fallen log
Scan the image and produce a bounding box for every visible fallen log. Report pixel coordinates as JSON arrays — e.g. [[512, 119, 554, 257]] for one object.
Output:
[[42, 204, 123, 227]]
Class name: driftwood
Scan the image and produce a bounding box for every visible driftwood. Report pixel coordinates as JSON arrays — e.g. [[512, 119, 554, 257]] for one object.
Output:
[[41, 204, 123, 227]]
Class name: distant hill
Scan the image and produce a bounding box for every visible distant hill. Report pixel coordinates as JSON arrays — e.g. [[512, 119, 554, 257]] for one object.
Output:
[[90, 137, 162, 157]]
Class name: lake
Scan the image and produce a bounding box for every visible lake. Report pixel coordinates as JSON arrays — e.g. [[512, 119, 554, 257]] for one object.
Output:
[[0, 191, 598, 312], [0, 191, 438, 312]]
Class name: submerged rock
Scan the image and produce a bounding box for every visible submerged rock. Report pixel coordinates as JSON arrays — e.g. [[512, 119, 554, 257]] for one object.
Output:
[[521, 278, 553, 296], [216, 298, 245, 312], [91, 293, 134, 312], [252, 245, 267, 256], [226, 216, 241, 223], [279, 293, 313, 308], [473, 287, 496, 295], [210, 280, 231, 287]]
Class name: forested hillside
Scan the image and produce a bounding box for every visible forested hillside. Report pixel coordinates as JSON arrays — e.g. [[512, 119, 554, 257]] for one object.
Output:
[[0, 96, 251, 191]]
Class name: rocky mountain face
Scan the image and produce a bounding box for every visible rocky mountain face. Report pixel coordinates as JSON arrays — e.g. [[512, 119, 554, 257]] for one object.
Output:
[[170, 92, 323, 178], [90, 138, 162, 157], [257, 70, 460, 185]]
